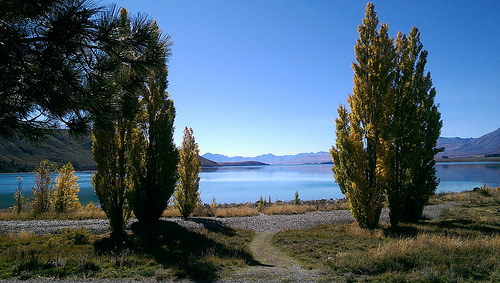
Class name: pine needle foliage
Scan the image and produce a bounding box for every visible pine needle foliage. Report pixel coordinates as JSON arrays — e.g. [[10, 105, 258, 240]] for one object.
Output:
[[52, 162, 81, 213], [174, 127, 201, 219]]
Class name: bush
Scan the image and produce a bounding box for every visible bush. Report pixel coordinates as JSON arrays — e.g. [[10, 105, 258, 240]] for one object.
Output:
[[62, 228, 91, 245]]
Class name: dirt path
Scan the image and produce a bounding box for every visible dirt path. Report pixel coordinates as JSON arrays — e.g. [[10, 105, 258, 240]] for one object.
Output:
[[221, 232, 322, 282]]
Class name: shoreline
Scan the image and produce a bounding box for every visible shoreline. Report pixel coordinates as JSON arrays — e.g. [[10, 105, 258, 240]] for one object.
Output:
[[0, 202, 457, 235]]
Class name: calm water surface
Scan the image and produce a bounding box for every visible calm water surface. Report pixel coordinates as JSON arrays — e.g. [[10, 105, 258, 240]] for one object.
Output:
[[1, 163, 499, 208]]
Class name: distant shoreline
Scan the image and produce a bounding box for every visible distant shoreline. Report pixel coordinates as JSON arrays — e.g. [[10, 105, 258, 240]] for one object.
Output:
[[434, 156, 500, 163]]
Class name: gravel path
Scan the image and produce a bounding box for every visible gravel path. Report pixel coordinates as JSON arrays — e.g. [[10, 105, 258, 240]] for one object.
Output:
[[0, 203, 457, 235]]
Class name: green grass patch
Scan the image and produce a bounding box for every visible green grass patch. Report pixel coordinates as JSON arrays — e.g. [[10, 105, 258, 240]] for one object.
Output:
[[274, 190, 500, 282], [0, 221, 255, 281]]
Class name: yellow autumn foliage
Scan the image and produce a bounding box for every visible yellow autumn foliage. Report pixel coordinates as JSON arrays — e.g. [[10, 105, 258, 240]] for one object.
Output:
[[52, 162, 81, 213]]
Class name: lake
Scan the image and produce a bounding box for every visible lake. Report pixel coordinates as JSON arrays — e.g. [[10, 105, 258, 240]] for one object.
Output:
[[1, 163, 499, 209]]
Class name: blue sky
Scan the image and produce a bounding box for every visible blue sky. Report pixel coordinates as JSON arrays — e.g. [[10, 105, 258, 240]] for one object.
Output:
[[104, 0, 500, 157]]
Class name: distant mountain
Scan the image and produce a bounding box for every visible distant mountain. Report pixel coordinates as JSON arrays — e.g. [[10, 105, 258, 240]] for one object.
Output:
[[203, 128, 500, 164], [2, 127, 498, 173], [437, 128, 500, 158], [202, 151, 331, 165]]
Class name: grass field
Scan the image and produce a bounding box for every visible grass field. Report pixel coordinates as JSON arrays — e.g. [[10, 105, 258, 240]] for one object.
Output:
[[273, 188, 500, 282], [0, 222, 255, 281], [0, 188, 498, 281]]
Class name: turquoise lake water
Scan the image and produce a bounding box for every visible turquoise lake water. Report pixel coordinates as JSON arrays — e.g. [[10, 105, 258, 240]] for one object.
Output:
[[1, 163, 499, 209]]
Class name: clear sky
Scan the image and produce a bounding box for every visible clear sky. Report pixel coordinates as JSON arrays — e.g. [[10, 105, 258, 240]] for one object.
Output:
[[103, 0, 500, 157]]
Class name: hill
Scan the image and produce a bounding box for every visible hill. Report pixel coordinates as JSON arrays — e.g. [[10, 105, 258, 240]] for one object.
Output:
[[199, 156, 221, 167], [0, 130, 95, 172], [437, 128, 500, 158], [218, 161, 269, 166]]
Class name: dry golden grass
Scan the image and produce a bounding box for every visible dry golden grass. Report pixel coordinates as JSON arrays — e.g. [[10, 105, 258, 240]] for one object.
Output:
[[260, 201, 349, 215], [213, 206, 258, 217], [260, 204, 315, 215], [430, 185, 500, 206], [0, 207, 107, 220], [161, 206, 182, 218], [1, 198, 349, 220]]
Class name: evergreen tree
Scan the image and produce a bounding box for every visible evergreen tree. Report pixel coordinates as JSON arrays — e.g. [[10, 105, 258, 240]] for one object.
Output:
[[330, 2, 395, 229], [129, 23, 178, 223], [52, 162, 81, 213], [31, 160, 58, 215], [0, 0, 109, 140], [174, 127, 201, 219]]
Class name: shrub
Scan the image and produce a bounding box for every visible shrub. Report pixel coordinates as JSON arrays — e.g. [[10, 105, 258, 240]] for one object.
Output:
[[14, 176, 27, 214], [294, 190, 300, 205], [84, 202, 97, 210], [62, 228, 91, 245]]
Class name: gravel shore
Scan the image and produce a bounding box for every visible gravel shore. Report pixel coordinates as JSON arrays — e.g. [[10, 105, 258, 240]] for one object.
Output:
[[0, 203, 457, 235]]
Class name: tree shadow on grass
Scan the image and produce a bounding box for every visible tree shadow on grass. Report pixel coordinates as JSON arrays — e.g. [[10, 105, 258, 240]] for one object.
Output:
[[125, 220, 257, 281], [187, 217, 236, 236]]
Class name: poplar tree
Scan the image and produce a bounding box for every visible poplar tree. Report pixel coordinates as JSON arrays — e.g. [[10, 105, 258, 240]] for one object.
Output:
[[91, 8, 161, 235], [52, 162, 81, 213], [330, 2, 395, 229], [332, 3, 442, 228], [398, 28, 443, 223], [174, 127, 201, 219], [388, 27, 442, 226], [31, 160, 58, 215], [128, 23, 178, 223]]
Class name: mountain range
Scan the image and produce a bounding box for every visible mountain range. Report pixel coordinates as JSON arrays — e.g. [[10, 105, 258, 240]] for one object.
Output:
[[203, 127, 500, 164], [436, 127, 500, 158], [202, 152, 332, 165], [1, 128, 499, 172]]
